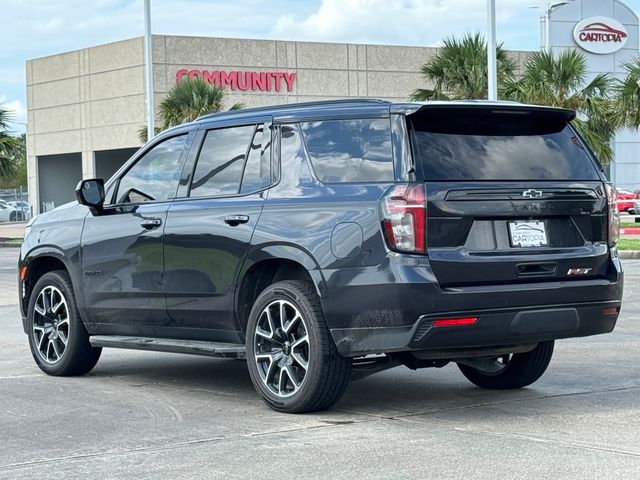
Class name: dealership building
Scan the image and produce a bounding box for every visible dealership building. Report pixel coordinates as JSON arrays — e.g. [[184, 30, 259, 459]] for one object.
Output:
[[26, 0, 640, 213]]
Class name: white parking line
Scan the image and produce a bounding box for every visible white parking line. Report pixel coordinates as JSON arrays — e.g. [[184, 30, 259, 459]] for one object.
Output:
[[0, 374, 41, 380]]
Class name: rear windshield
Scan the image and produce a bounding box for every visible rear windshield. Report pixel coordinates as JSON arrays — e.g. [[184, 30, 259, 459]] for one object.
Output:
[[410, 111, 601, 181]]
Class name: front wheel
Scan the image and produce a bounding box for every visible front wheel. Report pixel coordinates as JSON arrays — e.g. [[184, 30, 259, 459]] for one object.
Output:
[[457, 341, 554, 390], [27, 270, 102, 376], [246, 280, 351, 413]]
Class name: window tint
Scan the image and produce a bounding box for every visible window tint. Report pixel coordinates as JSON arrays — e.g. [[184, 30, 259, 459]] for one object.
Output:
[[410, 112, 600, 181], [240, 124, 271, 194], [190, 125, 255, 197], [300, 119, 394, 183], [116, 134, 187, 204]]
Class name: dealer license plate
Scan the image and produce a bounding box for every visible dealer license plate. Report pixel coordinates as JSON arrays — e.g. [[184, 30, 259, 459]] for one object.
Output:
[[508, 220, 548, 248]]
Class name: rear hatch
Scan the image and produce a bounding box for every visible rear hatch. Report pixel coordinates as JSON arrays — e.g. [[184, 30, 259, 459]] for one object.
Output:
[[407, 104, 609, 287]]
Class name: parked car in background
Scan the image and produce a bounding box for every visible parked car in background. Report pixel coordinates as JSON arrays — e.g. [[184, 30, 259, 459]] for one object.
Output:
[[616, 189, 636, 213], [0, 202, 20, 222], [8, 201, 31, 220]]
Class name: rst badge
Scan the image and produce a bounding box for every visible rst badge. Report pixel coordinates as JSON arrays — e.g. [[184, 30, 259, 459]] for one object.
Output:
[[567, 268, 593, 276]]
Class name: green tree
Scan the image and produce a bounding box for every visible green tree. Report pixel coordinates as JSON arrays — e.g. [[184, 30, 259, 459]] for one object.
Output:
[[410, 32, 517, 101], [139, 78, 244, 143], [0, 105, 19, 182], [503, 50, 619, 164], [614, 58, 640, 130], [9, 134, 27, 188]]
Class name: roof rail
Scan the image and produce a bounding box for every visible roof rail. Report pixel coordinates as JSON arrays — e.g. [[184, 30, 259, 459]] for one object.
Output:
[[195, 98, 391, 122]]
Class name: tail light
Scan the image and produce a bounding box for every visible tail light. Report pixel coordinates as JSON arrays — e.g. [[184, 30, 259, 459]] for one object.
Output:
[[605, 183, 619, 247], [381, 183, 426, 254]]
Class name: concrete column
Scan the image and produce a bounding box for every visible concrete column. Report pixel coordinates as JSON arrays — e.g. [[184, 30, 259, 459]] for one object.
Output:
[[82, 151, 96, 179], [27, 156, 39, 215]]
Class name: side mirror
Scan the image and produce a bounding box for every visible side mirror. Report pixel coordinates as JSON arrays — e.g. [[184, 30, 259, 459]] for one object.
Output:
[[76, 179, 105, 213]]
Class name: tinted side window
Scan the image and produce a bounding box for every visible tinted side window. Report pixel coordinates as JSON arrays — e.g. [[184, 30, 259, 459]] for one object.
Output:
[[300, 119, 394, 183], [240, 123, 271, 194], [190, 125, 255, 197], [116, 134, 187, 204]]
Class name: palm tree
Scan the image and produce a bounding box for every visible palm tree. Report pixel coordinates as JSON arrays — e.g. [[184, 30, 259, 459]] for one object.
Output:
[[410, 32, 517, 101], [139, 78, 244, 143], [615, 58, 640, 130], [0, 105, 19, 182], [503, 50, 619, 164]]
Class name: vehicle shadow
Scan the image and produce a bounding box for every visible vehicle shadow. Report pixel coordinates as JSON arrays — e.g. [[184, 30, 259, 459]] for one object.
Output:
[[88, 352, 543, 415]]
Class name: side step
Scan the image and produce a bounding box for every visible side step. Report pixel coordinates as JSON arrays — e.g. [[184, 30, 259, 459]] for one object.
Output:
[[89, 335, 246, 359]]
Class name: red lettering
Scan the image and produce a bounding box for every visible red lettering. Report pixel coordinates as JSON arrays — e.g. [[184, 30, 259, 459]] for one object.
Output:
[[176, 68, 189, 83], [203, 70, 220, 85], [175, 69, 296, 92], [265, 72, 272, 91], [236, 71, 251, 91], [579, 31, 623, 43], [283, 72, 296, 92], [220, 71, 237, 90], [252, 72, 267, 91], [272, 72, 284, 91]]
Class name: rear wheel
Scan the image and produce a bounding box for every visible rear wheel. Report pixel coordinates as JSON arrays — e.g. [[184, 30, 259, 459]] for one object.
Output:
[[457, 341, 554, 389], [246, 280, 351, 413], [9, 211, 17, 221], [27, 270, 101, 376]]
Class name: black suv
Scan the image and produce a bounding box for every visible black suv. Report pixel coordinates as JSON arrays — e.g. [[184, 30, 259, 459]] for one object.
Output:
[[19, 99, 623, 413]]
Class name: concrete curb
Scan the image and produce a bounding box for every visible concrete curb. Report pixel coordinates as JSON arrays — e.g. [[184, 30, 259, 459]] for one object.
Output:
[[619, 250, 640, 259]]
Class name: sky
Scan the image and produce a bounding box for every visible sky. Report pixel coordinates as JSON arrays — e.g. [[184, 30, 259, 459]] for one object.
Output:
[[2, 0, 640, 133]]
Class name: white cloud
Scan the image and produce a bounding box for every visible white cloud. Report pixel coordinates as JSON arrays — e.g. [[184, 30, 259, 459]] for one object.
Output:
[[269, 0, 543, 47], [0, 96, 27, 133]]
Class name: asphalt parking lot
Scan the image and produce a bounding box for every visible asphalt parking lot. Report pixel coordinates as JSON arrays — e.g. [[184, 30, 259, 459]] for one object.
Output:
[[0, 248, 639, 479]]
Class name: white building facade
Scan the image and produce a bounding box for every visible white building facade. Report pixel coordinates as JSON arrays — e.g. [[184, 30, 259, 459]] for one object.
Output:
[[543, 0, 640, 191]]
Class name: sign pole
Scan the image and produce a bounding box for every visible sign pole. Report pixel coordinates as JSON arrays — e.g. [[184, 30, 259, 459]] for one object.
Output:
[[487, 0, 498, 101], [144, 0, 155, 141]]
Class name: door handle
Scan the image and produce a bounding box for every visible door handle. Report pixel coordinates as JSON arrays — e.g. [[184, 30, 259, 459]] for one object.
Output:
[[224, 215, 249, 226], [140, 218, 163, 230]]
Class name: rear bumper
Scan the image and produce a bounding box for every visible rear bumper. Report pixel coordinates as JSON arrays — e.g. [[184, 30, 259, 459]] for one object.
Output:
[[330, 300, 620, 356], [324, 251, 624, 357]]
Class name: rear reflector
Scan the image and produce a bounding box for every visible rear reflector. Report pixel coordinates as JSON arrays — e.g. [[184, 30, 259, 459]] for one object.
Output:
[[602, 307, 619, 315], [19, 266, 27, 281], [432, 317, 479, 327]]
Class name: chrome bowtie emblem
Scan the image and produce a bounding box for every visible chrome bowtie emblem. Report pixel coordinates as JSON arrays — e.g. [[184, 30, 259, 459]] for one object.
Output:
[[523, 189, 543, 198]]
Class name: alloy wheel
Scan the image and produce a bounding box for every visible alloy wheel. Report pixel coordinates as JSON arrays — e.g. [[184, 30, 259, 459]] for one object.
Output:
[[253, 299, 310, 398], [32, 285, 70, 364]]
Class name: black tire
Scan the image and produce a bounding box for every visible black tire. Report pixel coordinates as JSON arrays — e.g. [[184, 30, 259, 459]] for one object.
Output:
[[457, 341, 554, 390], [9, 211, 17, 222], [246, 280, 351, 413], [27, 270, 102, 376]]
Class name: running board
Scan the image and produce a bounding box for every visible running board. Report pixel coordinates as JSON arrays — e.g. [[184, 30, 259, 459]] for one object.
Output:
[[89, 335, 246, 359]]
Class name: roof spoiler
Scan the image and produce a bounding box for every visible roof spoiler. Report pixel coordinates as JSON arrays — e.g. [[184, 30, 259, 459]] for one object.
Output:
[[392, 102, 576, 122]]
